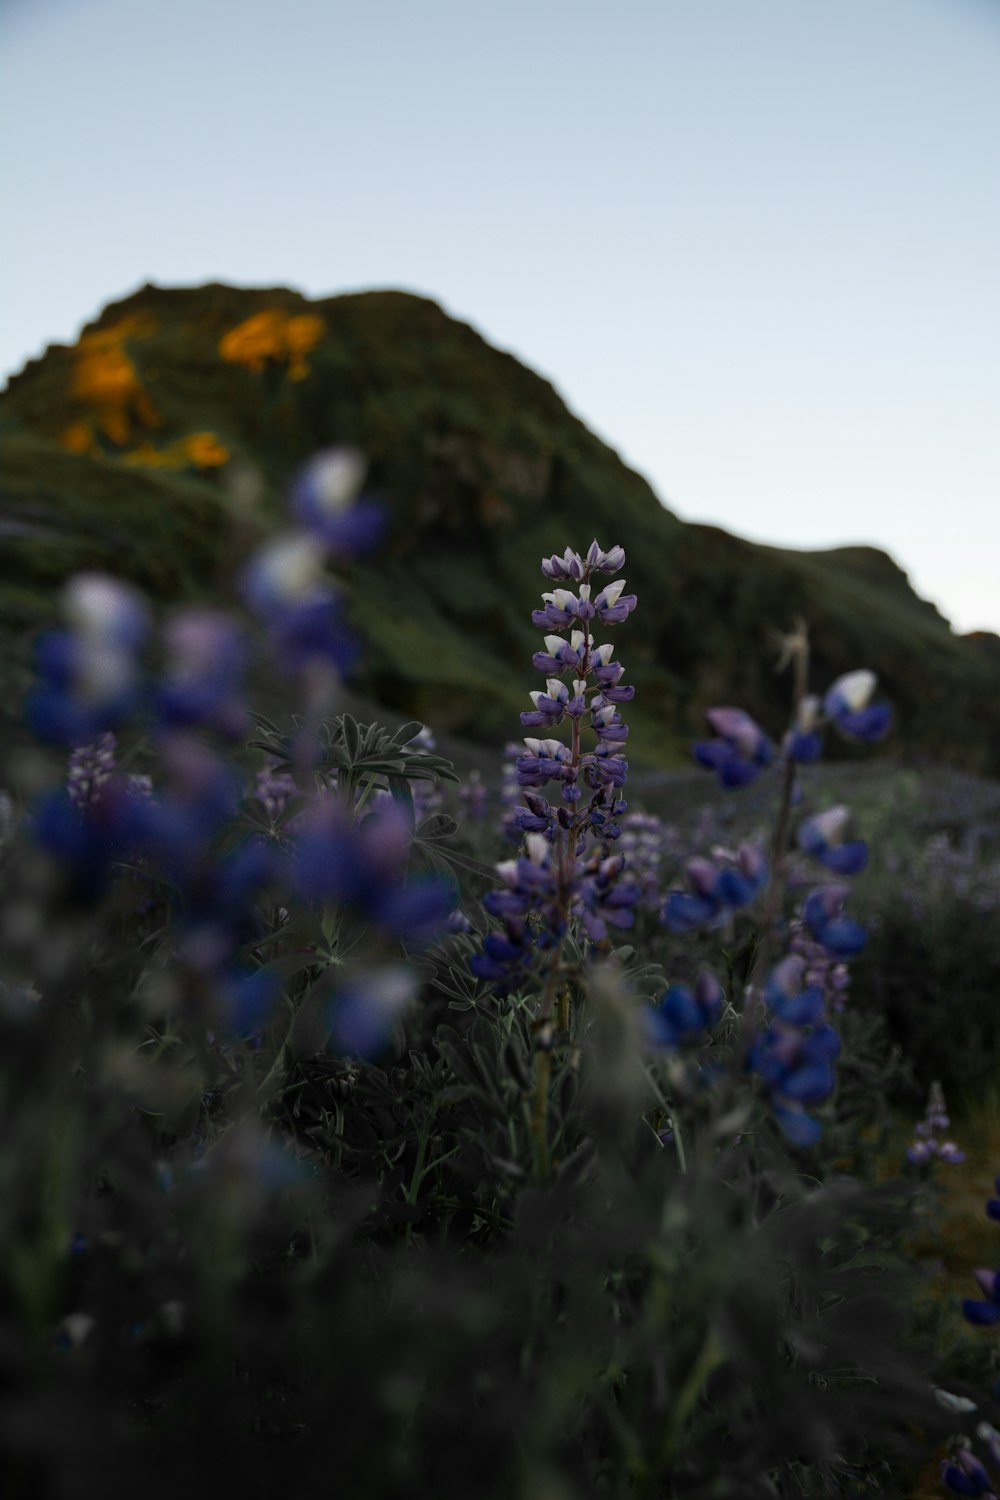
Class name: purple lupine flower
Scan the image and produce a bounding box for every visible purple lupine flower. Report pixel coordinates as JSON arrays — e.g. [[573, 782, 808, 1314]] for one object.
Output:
[[326, 965, 418, 1059], [593, 578, 637, 624], [67, 732, 118, 808], [823, 670, 892, 742], [662, 844, 767, 932], [907, 1080, 965, 1166], [764, 955, 826, 1026], [255, 758, 298, 822], [644, 970, 724, 1048], [571, 847, 642, 943], [292, 796, 454, 944], [797, 805, 869, 875], [963, 1270, 1000, 1327], [748, 956, 842, 1146], [288, 447, 385, 556], [158, 609, 248, 740], [940, 1447, 996, 1497], [32, 775, 156, 901], [27, 574, 149, 745], [787, 919, 851, 1013], [471, 833, 557, 991], [242, 532, 358, 674], [785, 694, 823, 764], [475, 543, 636, 989], [540, 542, 626, 580], [694, 707, 773, 789], [802, 883, 866, 956], [541, 547, 587, 582]]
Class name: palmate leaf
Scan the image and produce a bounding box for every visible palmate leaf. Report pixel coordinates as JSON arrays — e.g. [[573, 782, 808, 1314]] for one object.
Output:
[[249, 712, 460, 790]]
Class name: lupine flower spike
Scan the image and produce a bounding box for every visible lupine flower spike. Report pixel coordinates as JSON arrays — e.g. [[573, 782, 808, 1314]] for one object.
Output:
[[473, 542, 639, 995]]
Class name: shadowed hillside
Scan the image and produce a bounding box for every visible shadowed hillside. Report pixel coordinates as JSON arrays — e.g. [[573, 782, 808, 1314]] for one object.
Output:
[[2, 282, 997, 768]]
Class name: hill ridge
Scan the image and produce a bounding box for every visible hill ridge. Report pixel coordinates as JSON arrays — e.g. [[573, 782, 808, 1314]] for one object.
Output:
[[1, 281, 997, 771]]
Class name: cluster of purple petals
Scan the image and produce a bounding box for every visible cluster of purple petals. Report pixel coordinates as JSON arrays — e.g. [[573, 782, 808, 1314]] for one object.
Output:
[[292, 797, 456, 946], [470, 834, 557, 991], [959, 1178, 1000, 1330], [67, 733, 118, 808], [287, 447, 385, 556], [242, 448, 382, 676], [748, 955, 842, 1147], [786, 920, 851, 1014], [34, 773, 161, 902], [243, 540, 359, 677], [619, 812, 666, 909], [38, 746, 455, 1036], [473, 542, 640, 990], [326, 965, 417, 1060], [696, 672, 891, 787], [939, 1190, 1000, 1497], [802, 883, 866, 956], [942, 1446, 1000, 1499], [157, 609, 249, 740], [694, 708, 774, 789], [644, 970, 723, 1048], [662, 844, 767, 932], [797, 805, 868, 875], [470, 832, 641, 993], [907, 1080, 965, 1166], [27, 576, 149, 746], [540, 542, 625, 579], [254, 758, 298, 822], [822, 672, 892, 742]]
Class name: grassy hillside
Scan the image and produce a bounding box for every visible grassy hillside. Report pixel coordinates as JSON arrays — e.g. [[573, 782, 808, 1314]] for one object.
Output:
[[2, 282, 997, 769]]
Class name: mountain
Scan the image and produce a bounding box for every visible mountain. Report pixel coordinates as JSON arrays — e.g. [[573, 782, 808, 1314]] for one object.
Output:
[[2, 282, 998, 771]]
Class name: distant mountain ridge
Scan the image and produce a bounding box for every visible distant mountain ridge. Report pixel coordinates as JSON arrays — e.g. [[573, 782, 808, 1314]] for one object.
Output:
[[1, 282, 997, 771]]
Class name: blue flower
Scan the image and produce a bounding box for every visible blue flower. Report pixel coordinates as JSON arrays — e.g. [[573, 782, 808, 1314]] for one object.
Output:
[[32, 778, 156, 900], [326, 965, 417, 1058], [662, 846, 767, 931], [644, 971, 723, 1048], [288, 447, 385, 555], [749, 962, 841, 1146], [797, 806, 869, 875], [940, 1448, 995, 1496], [802, 884, 866, 956], [242, 533, 359, 673], [764, 955, 825, 1026], [27, 575, 150, 745], [694, 707, 773, 789], [963, 1267, 1000, 1327], [823, 670, 892, 741], [157, 609, 248, 739]]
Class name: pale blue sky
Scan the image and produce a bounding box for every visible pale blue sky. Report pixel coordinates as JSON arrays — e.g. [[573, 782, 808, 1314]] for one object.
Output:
[[3, 0, 998, 632]]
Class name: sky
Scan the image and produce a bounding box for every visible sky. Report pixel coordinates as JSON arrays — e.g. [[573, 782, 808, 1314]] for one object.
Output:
[[2, 0, 999, 633]]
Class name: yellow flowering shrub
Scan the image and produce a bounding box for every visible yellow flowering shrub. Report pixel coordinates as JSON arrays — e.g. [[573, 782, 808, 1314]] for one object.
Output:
[[122, 431, 230, 471], [59, 314, 161, 451], [218, 309, 324, 381]]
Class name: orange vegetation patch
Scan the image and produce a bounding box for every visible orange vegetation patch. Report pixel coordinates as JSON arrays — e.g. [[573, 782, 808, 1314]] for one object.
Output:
[[122, 432, 231, 471], [218, 309, 325, 381], [59, 313, 161, 452]]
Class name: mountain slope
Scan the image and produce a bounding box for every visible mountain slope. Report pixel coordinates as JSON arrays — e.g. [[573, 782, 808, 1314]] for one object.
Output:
[[1, 283, 997, 770]]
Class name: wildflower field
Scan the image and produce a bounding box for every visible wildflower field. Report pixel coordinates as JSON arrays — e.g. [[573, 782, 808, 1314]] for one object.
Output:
[[3, 295, 1000, 1499]]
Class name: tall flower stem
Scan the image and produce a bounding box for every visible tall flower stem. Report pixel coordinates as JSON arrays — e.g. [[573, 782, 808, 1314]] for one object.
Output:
[[749, 622, 810, 993]]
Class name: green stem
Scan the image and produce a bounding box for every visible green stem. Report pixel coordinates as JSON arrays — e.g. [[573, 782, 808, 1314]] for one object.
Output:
[[749, 621, 811, 992], [531, 1043, 552, 1181]]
